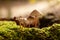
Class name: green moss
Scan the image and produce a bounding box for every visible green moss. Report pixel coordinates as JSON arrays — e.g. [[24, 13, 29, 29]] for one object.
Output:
[[0, 21, 60, 40]]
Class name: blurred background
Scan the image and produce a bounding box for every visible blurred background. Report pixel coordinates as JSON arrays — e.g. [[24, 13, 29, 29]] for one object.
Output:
[[0, 0, 60, 18]]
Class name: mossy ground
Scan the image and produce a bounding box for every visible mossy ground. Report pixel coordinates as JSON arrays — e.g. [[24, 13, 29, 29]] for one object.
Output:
[[0, 21, 60, 40]]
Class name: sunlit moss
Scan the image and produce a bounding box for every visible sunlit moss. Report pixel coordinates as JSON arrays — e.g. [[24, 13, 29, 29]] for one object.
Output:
[[0, 21, 60, 40]]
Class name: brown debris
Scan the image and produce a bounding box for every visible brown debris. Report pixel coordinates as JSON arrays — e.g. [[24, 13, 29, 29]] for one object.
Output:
[[13, 10, 43, 28]]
